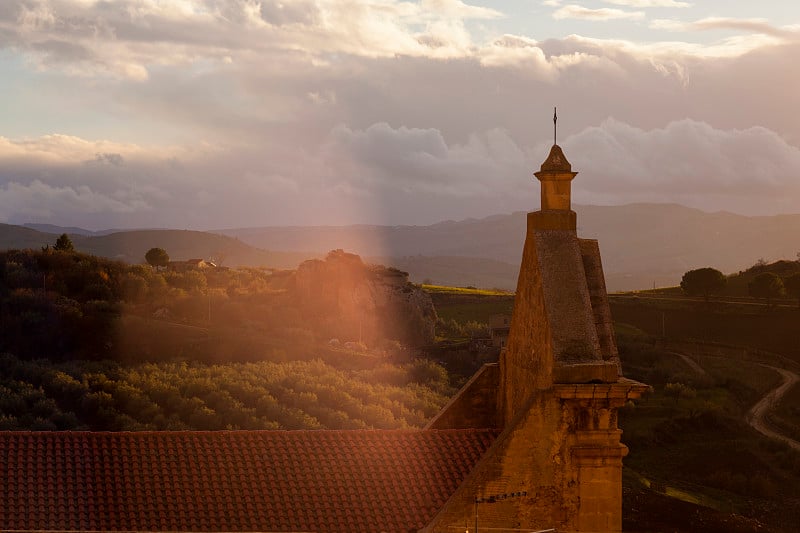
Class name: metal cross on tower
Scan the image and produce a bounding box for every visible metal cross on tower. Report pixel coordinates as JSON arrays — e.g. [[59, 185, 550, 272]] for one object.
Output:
[[553, 106, 558, 146]]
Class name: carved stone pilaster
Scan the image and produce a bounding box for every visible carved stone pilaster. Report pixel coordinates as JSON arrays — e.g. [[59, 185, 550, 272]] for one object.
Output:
[[555, 379, 650, 532]]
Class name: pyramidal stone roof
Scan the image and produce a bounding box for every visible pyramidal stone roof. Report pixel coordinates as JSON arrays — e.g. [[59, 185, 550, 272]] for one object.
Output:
[[538, 144, 572, 172], [0, 429, 498, 533]]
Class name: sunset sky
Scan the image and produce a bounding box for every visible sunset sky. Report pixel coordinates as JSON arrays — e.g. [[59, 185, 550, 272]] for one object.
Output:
[[1, 0, 799, 230]]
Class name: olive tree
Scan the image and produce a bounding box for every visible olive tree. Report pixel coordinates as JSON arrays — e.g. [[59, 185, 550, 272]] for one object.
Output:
[[145, 247, 170, 271], [680, 267, 726, 302], [748, 272, 785, 306], [783, 273, 800, 308]]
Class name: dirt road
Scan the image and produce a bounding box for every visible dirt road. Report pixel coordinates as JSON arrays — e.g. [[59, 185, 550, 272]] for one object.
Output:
[[667, 351, 707, 377], [667, 345, 800, 451], [745, 365, 800, 452]]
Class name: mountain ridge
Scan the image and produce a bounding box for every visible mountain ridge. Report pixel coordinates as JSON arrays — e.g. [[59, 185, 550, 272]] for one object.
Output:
[[212, 203, 800, 290], [0, 224, 314, 270], [5, 203, 800, 291]]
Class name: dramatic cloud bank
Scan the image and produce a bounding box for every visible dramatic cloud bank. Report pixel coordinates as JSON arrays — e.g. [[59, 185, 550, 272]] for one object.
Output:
[[565, 119, 800, 215], [0, 1, 797, 229], [3, 117, 799, 229]]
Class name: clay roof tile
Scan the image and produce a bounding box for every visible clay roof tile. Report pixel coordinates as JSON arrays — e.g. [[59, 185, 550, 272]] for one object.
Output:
[[0, 429, 496, 533]]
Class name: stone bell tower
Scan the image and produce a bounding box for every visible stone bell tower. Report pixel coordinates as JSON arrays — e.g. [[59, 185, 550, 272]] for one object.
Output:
[[500, 140, 622, 419], [423, 114, 648, 533], [497, 126, 649, 531]]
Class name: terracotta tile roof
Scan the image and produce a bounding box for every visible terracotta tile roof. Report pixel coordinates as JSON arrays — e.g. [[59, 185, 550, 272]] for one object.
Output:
[[0, 429, 497, 532]]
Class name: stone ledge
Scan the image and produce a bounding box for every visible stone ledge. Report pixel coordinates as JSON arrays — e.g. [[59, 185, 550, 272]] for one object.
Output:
[[528, 210, 577, 231], [572, 444, 629, 462], [553, 378, 651, 400], [553, 361, 619, 384]]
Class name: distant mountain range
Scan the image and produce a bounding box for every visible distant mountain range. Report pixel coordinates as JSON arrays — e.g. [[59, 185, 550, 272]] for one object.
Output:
[[215, 203, 800, 291], [4, 203, 800, 291]]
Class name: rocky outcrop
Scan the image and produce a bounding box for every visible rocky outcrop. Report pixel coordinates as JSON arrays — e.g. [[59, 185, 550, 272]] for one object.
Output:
[[292, 250, 437, 347]]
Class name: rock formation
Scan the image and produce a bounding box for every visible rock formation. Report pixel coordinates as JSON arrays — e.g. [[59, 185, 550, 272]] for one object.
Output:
[[292, 249, 437, 347]]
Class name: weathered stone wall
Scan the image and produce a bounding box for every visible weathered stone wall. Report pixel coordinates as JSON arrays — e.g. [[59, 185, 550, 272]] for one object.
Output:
[[423, 380, 648, 533], [422, 391, 579, 533], [426, 364, 500, 430], [500, 222, 554, 426], [501, 217, 618, 427], [579, 239, 621, 373], [535, 229, 602, 365]]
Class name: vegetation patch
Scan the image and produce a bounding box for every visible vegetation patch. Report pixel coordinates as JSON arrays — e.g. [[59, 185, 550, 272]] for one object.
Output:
[[421, 284, 512, 296], [769, 381, 800, 443], [619, 339, 800, 531], [0, 353, 452, 431]]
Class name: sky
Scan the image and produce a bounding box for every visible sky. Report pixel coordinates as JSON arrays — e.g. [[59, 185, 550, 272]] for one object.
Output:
[[0, 0, 799, 230]]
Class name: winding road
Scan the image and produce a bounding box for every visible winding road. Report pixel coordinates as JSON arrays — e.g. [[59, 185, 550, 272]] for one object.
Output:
[[746, 365, 800, 452], [667, 348, 800, 451], [667, 351, 707, 377]]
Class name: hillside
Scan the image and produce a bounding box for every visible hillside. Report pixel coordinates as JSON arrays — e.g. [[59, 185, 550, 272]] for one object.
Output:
[[216, 204, 800, 291], [9, 203, 800, 291], [77, 229, 313, 268], [376, 255, 518, 291], [0, 223, 61, 251], [0, 224, 313, 269]]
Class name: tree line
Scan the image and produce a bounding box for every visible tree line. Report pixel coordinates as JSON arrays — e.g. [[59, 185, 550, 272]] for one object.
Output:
[[0, 237, 433, 362], [681, 262, 800, 306]]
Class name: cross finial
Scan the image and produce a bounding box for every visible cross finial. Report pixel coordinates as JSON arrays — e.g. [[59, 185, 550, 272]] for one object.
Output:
[[553, 106, 558, 146]]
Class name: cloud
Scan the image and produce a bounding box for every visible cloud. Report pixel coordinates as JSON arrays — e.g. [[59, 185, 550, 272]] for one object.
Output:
[[421, 0, 504, 20], [1, 0, 777, 88], [0, 134, 175, 164], [87, 153, 124, 166], [651, 17, 800, 40], [1, 2, 799, 229], [0, 179, 149, 220], [325, 122, 529, 196], [2, 113, 800, 229], [553, 4, 645, 21], [564, 119, 800, 215], [0, 134, 190, 226], [0, 123, 534, 228], [0, 0, 505, 81], [603, 0, 690, 7]]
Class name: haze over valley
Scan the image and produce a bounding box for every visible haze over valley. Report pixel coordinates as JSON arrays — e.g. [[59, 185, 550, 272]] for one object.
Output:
[[5, 202, 799, 291]]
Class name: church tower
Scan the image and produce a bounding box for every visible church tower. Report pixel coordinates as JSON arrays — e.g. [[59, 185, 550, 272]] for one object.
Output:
[[500, 137, 621, 422], [424, 113, 648, 533]]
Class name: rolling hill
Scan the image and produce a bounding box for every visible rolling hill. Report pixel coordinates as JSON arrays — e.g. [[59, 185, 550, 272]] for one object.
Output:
[[215, 204, 800, 291], [6, 203, 800, 291], [0, 225, 314, 269]]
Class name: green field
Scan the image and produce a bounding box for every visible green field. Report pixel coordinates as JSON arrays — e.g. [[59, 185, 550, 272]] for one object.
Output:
[[425, 286, 514, 326]]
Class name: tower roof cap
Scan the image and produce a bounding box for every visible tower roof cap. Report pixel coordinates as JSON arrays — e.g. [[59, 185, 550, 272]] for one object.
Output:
[[539, 144, 572, 172]]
